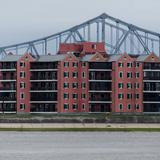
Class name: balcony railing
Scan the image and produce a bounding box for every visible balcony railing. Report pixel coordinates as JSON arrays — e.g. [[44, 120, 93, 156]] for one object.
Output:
[[143, 63, 160, 70], [31, 87, 57, 90], [30, 76, 57, 80], [89, 82, 112, 91], [30, 62, 58, 69], [143, 93, 160, 101], [30, 104, 57, 112], [0, 87, 16, 91], [89, 62, 112, 69]]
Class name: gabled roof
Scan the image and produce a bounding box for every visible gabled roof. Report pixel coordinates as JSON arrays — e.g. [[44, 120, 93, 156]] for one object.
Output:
[[0, 55, 22, 62], [108, 54, 122, 62], [80, 54, 95, 61], [35, 54, 67, 62], [136, 54, 149, 62]]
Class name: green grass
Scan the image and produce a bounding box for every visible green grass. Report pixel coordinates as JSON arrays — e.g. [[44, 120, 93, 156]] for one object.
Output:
[[0, 127, 160, 132]]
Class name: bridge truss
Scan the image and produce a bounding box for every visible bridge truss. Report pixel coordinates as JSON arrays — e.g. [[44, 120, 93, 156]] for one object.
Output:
[[0, 13, 160, 57]]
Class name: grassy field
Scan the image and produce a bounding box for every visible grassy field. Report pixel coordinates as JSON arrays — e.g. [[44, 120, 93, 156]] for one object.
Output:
[[0, 127, 160, 132]]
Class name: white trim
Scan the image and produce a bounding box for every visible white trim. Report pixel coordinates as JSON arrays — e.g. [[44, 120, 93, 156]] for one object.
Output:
[[30, 112, 58, 114], [0, 111, 16, 114], [30, 79, 57, 82], [30, 101, 57, 103], [30, 69, 58, 71], [143, 91, 160, 93], [143, 80, 160, 82], [143, 101, 160, 103], [89, 101, 112, 103], [143, 69, 160, 72], [30, 90, 57, 92], [0, 69, 16, 71], [0, 80, 16, 82], [0, 90, 16, 92], [89, 80, 112, 82], [89, 90, 112, 93], [89, 69, 112, 71], [0, 101, 16, 103]]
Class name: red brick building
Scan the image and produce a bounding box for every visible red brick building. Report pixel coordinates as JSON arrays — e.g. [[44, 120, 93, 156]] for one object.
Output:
[[0, 42, 160, 113]]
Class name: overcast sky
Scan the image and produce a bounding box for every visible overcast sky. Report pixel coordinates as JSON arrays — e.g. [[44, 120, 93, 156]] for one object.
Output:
[[0, 0, 159, 46]]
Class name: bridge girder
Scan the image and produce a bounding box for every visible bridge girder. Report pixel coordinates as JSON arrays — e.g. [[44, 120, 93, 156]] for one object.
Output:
[[0, 13, 160, 57]]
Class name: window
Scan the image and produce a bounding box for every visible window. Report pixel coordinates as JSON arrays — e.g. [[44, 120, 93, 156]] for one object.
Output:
[[119, 104, 123, 110], [64, 104, 69, 110], [135, 72, 140, 78], [119, 72, 123, 78], [92, 44, 97, 49], [20, 61, 25, 67], [72, 104, 78, 110], [64, 93, 69, 99], [73, 93, 78, 99], [20, 82, 25, 89], [127, 62, 132, 68], [72, 62, 78, 67], [81, 93, 86, 99], [20, 93, 25, 99], [135, 94, 139, 99], [20, 104, 25, 110], [20, 71, 25, 78], [118, 83, 123, 89], [118, 93, 124, 99], [135, 83, 139, 89], [135, 104, 140, 110], [64, 83, 69, 88], [135, 62, 139, 67], [72, 72, 78, 78], [127, 72, 132, 78], [81, 82, 86, 89], [127, 93, 132, 99], [82, 62, 86, 67], [82, 72, 85, 78], [127, 83, 132, 89], [82, 104, 86, 110], [64, 72, 69, 78], [127, 104, 131, 110], [118, 62, 123, 67], [64, 62, 69, 67], [72, 83, 78, 88]]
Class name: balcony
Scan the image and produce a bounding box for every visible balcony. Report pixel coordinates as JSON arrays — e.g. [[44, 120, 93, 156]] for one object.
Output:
[[143, 63, 160, 70], [144, 82, 160, 92], [143, 93, 160, 102], [0, 103, 16, 112], [89, 93, 111, 101], [0, 93, 16, 101], [89, 82, 112, 91], [0, 87, 16, 92], [90, 104, 111, 112], [31, 82, 57, 91], [89, 62, 112, 70], [89, 71, 112, 81], [0, 62, 16, 70], [30, 103, 57, 112], [30, 71, 57, 81], [144, 103, 160, 112], [30, 62, 58, 70], [30, 92, 57, 101]]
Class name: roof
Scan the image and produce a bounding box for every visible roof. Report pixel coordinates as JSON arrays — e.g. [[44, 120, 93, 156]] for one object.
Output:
[[136, 54, 149, 62], [0, 55, 21, 62], [108, 54, 122, 62], [80, 54, 94, 61], [36, 54, 67, 62]]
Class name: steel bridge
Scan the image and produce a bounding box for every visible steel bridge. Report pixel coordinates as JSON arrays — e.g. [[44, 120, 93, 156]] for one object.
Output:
[[1, 13, 160, 57]]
